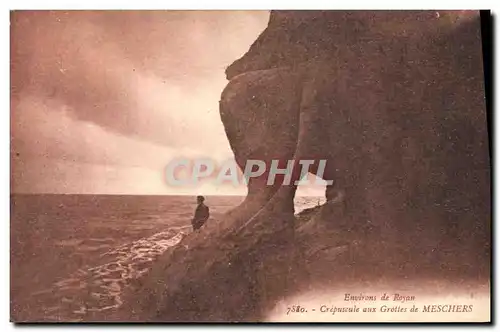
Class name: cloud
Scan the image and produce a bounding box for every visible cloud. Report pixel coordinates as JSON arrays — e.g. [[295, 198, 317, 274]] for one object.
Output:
[[10, 93, 246, 193], [11, 11, 269, 148]]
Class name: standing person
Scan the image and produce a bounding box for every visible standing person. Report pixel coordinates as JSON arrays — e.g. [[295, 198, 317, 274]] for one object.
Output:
[[191, 195, 210, 231]]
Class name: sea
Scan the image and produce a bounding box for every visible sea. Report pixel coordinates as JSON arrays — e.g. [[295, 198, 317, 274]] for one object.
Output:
[[10, 194, 324, 322]]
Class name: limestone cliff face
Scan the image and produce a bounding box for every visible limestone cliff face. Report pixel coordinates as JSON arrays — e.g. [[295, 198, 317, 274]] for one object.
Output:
[[116, 11, 490, 322], [225, 11, 477, 80], [222, 10, 490, 252]]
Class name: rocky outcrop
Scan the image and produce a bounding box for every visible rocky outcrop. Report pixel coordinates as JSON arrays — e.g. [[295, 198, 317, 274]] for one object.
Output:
[[117, 11, 490, 322], [221, 10, 490, 253]]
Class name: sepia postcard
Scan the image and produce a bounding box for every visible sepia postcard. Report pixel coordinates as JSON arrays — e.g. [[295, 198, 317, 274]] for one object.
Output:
[[10, 10, 491, 323]]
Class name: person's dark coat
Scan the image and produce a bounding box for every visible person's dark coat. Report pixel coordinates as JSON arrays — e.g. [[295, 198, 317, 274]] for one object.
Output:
[[192, 203, 209, 230]]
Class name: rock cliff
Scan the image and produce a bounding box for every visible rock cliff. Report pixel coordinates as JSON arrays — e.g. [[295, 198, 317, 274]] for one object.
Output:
[[115, 11, 490, 322]]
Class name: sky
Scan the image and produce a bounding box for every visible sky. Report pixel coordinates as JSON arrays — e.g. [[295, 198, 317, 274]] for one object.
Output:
[[10, 10, 326, 196]]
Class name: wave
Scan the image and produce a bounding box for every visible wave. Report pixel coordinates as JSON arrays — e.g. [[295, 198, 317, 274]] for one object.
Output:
[[32, 225, 192, 321]]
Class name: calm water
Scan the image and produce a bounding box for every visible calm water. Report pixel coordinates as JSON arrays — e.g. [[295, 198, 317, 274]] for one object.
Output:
[[10, 194, 323, 322]]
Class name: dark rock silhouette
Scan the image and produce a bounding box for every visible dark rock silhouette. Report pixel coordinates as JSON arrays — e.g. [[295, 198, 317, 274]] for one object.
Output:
[[117, 11, 490, 322], [221, 10, 489, 262]]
